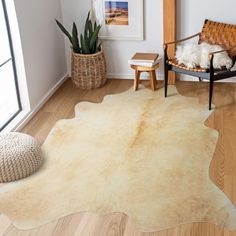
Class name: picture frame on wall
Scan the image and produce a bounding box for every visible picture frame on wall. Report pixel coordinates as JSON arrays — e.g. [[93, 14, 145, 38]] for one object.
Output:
[[91, 0, 144, 40]]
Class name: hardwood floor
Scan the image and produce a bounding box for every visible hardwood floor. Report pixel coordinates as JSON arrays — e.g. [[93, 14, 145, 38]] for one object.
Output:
[[1, 79, 236, 236]]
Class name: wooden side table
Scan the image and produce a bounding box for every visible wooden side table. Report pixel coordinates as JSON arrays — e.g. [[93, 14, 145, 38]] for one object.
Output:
[[130, 64, 159, 91]]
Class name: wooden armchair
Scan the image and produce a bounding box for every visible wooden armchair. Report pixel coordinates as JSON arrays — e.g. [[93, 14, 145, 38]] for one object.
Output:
[[164, 19, 236, 110]]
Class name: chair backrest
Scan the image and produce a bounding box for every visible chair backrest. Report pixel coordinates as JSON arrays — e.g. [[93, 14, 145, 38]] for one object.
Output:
[[199, 19, 236, 58]]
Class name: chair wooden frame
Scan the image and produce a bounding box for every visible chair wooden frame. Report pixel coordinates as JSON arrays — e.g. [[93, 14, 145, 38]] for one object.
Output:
[[163, 19, 236, 110]]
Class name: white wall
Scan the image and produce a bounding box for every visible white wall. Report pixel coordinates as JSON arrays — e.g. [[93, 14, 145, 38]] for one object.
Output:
[[61, 0, 164, 80], [177, 0, 236, 39], [14, 0, 67, 108]]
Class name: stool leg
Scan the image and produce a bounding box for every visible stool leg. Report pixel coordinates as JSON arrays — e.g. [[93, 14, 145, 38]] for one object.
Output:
[[153, 70, 157, 88], [150, 71, 157, 91], [134, 70, 141, 91]]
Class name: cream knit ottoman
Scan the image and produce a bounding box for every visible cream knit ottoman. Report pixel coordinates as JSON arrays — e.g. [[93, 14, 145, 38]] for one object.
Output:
[[0, 132, 42, 183]]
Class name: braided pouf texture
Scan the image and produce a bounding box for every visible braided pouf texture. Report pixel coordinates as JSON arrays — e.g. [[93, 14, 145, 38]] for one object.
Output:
[[0, 132, 43, 183]]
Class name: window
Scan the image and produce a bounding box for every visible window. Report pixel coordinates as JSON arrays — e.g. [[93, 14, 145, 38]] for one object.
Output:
[[0, 0, 22, 131]]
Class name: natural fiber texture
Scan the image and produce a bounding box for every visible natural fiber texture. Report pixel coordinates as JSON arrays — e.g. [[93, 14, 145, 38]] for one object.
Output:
[[0, 132, 42, 183], [168, 59, 208, 72], [71, 50, 107, 90], [199, 20, 236, 58], [0, 86, 236, 232]]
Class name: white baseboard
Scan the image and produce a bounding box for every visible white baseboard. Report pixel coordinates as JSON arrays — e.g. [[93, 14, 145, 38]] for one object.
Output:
[[14, 73, 69, 132], [107, 73, 236, 83], [107, 73, 164, 80]]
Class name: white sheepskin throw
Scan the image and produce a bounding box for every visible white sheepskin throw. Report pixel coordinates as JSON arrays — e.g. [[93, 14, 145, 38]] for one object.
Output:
[[176, 42, 233, 69]]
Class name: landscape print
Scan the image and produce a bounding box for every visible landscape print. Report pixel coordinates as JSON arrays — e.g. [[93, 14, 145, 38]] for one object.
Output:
[[105, 1, 129, 26]]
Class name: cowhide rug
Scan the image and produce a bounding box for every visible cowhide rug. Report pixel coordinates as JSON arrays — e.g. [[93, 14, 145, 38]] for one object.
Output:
[[0, 85, 236, 232]]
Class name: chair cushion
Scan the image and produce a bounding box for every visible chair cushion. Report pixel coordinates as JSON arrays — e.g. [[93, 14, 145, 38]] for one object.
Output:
[[0, 132, 43, 183]]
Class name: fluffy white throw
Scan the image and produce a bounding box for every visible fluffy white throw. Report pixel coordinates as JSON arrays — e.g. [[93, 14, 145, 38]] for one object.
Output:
[[176, 42, 232, 69]]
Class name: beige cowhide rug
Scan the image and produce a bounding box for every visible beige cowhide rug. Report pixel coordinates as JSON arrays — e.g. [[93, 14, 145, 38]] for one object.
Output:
[[0, 85, 236, 232]]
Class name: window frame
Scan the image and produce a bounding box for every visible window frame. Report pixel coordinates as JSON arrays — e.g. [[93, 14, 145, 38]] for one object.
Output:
[[0, 0, 22, 131]]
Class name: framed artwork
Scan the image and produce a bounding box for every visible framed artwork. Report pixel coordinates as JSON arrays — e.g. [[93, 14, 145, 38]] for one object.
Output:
[[91, 0, 144, 40]]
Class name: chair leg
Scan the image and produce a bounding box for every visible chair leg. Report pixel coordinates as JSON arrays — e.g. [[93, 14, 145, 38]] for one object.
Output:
[[199, 77, 203, 82], [209, 78, 214, 110], [164, 63, 169, 97]]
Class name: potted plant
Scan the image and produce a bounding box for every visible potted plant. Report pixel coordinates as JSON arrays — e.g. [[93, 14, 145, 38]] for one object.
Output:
[[56, 12, 107, 90]]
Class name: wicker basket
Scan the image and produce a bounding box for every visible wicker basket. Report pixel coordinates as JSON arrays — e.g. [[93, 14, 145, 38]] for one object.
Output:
[[71, 50, 107, 90]]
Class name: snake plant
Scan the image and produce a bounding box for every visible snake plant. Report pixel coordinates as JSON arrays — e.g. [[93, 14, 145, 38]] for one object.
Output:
[[56, 12, 102, 54]]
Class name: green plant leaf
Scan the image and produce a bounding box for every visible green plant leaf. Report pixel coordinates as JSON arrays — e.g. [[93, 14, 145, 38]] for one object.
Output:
[[55, 20, 73, 45], [94, 21, 97, 32], [89, 25, 101, 53], [80, 34, 90, 54], [72, 22, 80, 53], [93, 38, 98, 52], [84, 11, 90, 41], [95, 42, 102, 53], [88, 20, 93, 39], [98, 42, 102, 52], [88, 20, 95, 51], [86, 11, 90, 24]]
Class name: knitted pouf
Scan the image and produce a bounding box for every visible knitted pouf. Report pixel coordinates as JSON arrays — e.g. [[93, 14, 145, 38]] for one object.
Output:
[[0, 132, 43, 183]]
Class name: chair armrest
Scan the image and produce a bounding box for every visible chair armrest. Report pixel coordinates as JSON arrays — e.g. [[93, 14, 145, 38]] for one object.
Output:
[[163, 33, 201, 48], [209, 45, 236, 58]]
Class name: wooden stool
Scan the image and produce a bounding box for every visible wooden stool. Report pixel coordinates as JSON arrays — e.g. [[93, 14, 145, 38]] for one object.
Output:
[[130, 64, 159, 91]]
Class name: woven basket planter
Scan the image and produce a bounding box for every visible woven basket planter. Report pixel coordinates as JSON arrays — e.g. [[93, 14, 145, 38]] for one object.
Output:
[[71, 50, 107, 90]]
